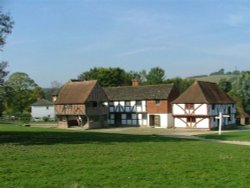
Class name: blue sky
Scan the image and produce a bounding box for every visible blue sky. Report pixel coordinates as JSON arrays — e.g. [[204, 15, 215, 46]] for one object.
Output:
[[1, 0, 250, 87]]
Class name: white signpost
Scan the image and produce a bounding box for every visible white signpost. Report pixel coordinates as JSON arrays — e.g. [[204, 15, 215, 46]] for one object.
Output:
[[215, 112, 230, 135]]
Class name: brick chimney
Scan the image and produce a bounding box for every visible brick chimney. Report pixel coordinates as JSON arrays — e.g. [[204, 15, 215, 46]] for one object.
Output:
[[132, 79, 139, 87]]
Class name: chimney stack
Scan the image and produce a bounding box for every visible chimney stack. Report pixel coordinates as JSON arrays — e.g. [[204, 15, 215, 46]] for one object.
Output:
[[132, 79, 139, 87]]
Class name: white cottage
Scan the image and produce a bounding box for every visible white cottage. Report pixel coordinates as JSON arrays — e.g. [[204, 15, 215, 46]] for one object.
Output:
[[172, 81, 236, 129], [31, 99, 55, 121]]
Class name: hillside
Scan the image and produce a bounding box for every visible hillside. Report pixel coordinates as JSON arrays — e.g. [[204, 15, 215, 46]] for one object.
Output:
[[188, 74, 239, 84]]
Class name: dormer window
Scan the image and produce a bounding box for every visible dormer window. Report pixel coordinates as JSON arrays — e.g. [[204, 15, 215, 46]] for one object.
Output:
[[155, 100, 160, 105]]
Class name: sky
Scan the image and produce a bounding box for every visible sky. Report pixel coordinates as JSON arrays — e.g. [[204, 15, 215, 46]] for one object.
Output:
[[1, 0, 250, 87]]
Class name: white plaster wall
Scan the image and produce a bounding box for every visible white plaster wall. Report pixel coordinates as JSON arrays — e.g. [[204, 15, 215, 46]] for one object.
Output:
[[195, 118, 209, 128], [195, 104, 207, 115], [31, 106, 55, 120], [173, 104, 185, 115], [174, 118, 186, 128]]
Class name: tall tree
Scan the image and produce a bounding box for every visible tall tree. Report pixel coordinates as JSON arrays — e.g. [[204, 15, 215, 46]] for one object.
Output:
[[0, 10, 13, 116], [0, 10, 14, 49], [232, 71, 250, 113], [218, 79, 232, 93], [146, 67, 166, 85], [0, 61, 8, 86], [78, 67, 131, 87], [165, 77, 194, 93], [4, 72, 43, 116]]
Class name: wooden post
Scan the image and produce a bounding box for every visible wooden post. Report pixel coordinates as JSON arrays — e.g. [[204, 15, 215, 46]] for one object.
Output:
[[215, 112, 230, 135]]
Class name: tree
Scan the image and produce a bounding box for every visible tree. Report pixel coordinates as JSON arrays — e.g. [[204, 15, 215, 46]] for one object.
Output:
[[165, 77, 194, 93], [0, 10, 13, 116], [4, 72, 43, 116], [218, 79, 232, 93], [78, 67, 131, 87], [146, 67, 166, 85], [232, 71, 250, 113], [210, 68, 225, 76], [125, 70, 147, 85], [0, 10, 14, 49], [0, 61, 8, 86], [0, 10, 13, 85], [45, 81, 62, 101]]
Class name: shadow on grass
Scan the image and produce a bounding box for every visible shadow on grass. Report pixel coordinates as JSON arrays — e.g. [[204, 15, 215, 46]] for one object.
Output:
[[199, 132, 247, 141], [0, 127, 198, 146]]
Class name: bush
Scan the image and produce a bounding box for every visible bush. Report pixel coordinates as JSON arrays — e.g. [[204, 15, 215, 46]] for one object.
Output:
[[43, 116, 49, 122]]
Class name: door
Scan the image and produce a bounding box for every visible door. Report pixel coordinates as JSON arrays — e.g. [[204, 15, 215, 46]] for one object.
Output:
[[115, 114, 121, 125], [149, 115, 161, 127]]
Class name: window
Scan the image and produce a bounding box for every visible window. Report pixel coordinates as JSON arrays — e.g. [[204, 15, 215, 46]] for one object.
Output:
[[121, 114, 126, 120], [87, 101, 98, 107], [212, 104, 215, 110], [187, 117, 196, 123], [132, 114, 137, 120], [136, 100, 142, 106], [109, 114, 114, 120], [127, 113, 132, 119], [92, 101, 98, 107], [109, 102, 114, 106], [125, 101, 131, 106], [155, 100, 160, 105], [142, 114, 147, 120], [185, 104, 194, 110], [46, 106, 49, 110], [64, 104, 72, 109]]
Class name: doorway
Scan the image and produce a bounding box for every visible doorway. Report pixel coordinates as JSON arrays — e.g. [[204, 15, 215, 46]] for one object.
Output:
[[149, 115, 161, 127]]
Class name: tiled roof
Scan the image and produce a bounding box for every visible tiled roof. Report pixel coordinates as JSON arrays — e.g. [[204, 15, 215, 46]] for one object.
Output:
[[55, 80, 97, 104], [104, 84, 176, 100], [172, 81, 234, 104], [32, 99, 54, 106]]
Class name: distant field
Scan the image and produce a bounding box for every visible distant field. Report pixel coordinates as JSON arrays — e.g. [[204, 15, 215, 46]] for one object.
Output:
[[198, 130, 250, 141], [190, 74, 239, 84], [1, 125, 250, 188]]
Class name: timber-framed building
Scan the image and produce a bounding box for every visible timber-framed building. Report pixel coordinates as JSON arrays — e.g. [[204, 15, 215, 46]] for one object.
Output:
[[172, 81, 236, 129], [104, 80, 179, 128], [55, 80, 108, 129]]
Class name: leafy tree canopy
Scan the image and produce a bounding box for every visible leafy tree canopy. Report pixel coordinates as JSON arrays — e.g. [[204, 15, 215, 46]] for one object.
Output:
[[0, 10, 14, 49], [78, 67, 131, 87], [4, 72, 43, 115], [146, 67, 166, 85], [218, 79, 232, 93], [232, 71, 250, 113], [0, 61, 8, 86]]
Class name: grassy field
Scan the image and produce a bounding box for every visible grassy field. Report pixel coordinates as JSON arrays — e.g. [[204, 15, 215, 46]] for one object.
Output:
[[199, 130, 250, 141], [1, 124, 250, 188]]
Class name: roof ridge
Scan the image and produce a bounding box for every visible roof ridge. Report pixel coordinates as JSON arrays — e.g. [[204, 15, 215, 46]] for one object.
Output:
[[105, 83, 174, 89], [195, 81, 209, 103]]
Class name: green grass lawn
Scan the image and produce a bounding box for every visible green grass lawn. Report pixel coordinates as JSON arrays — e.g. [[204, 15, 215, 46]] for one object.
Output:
[[199, 130, 250, 142], [1, 125, 250, 188]]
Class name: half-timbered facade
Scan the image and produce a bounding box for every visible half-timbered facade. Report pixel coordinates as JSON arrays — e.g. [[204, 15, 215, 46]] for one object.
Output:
[[104, 83, 179, 128], [172, 81, 236, 129], [55, 80, 108, 129]]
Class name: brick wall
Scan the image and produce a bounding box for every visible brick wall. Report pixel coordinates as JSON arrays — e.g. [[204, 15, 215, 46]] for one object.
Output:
[[147, 100, 169, 113]]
